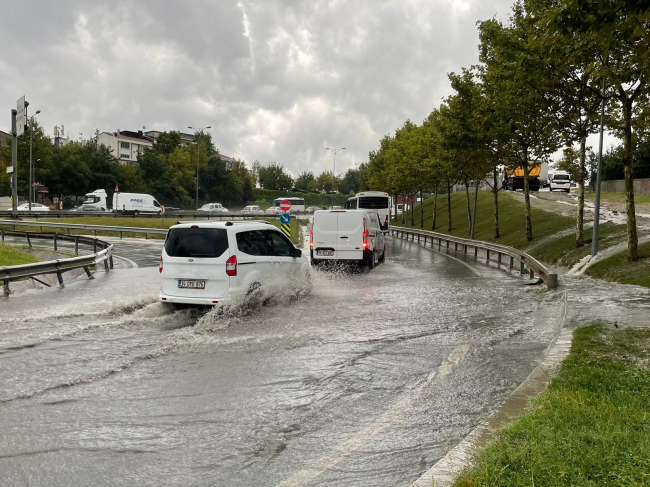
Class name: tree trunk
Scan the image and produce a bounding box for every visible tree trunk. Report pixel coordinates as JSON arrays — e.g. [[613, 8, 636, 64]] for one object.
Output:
[[523, 153, 533, 241], [464, 176, 472, 234], [493, 167, 500, 239], [420, 187, 424, 228], [432, 186, 438, 231], [447, 181, 452, 232], [394, 197, 397, 220], [410, 192, 415, 227], [401, 195, 406, 225], [622, 96, 639, 260], [576, 136, 587, 247]]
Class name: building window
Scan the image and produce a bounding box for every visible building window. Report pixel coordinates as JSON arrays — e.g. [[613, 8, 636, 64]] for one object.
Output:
[[120, 141, 130, 149], [120, 153, 130, 159]]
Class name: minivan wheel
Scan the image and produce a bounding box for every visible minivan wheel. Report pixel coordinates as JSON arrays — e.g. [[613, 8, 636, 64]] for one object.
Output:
[[367, 251, 376, 269], [378, 247, 386, 263]]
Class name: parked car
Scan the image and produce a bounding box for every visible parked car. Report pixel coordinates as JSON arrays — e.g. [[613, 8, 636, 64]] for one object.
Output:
[[310, 209, 387, 269], [305, 206, 321, 213], [159, 221, 309, 307], [265, 206, 283, 215], [241, 205, 264, 215], [198, 203, 228, 213], [73, 205, 105, 212], [8, 203, 51, 212]]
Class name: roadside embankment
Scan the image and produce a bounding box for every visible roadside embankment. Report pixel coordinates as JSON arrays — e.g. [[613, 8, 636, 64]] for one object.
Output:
[[0, 242, 40, 266], [450, 323, 650, 487], [396, 191, 650, 289]]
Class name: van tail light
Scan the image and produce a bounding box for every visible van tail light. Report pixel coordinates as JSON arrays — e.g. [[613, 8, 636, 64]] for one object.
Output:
[[310, 220, 314, 248], [226, 255, 237, 276], [159, 256, 163, 273], [362, 218, 369, 249]]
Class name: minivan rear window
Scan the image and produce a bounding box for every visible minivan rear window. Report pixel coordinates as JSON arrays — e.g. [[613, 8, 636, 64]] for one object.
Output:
[[553, 174, 570, 181], [165, 228, 228, 258]]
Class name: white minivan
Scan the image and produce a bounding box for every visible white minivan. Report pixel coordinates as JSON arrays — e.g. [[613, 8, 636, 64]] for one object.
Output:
[[550, 171, 571, 192], [310, 209, 387, 268], [159, 221, 309, 307]]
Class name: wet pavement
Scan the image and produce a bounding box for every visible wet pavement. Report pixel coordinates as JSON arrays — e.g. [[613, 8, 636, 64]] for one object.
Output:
[[1, 236, 648, 486]]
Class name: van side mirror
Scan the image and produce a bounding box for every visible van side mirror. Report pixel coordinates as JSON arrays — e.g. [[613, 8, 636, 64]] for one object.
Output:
[[381, 221, 388, 231], [293, 248, 302, 258]]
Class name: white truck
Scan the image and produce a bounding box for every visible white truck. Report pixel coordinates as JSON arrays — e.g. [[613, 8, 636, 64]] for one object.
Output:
[[113, 192, 162, 215], [310, 209, 387, 269], [81, 189, 108, 210]]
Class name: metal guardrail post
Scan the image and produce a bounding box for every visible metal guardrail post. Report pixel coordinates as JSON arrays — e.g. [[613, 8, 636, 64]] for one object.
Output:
[[56, 271, 64, 286], [529, 268, 534, 279], [1, 230, 4, 242], [93, 239, 97, 253], [3, 280, 9, 297], [74, 236, 79, 255], [486, 249, 490, 261], [54, 233, 57, 251], [119, 231, 123, 239], [84, 266, 93, 279], [109, 256, 113, 269], [510, 256, 514, 269], [474, 246, 478, 257], [26, 234, 31, 248], [520, 261, 525, 274]]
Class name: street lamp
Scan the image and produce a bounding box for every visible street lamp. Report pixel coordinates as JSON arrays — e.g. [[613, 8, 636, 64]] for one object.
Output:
[[28, 110, 41, 210], [188, 126, 211, 210], [325, 147, 345, 208]]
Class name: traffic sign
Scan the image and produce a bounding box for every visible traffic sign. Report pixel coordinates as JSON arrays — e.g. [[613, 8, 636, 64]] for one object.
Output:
[[281, 222, 291, 238], [280, 213, 291, 225], [280, 199, 291, 212], [16, 96, 26, 136], [5, 166, 13, 173]]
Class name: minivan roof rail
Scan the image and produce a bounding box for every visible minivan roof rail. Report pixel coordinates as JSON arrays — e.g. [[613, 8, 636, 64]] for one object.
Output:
[[173, 220, 274, 226]]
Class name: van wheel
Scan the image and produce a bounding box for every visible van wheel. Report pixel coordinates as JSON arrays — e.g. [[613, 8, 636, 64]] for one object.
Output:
[[367, 252, 376, 269], [378, 247, 386, 263]]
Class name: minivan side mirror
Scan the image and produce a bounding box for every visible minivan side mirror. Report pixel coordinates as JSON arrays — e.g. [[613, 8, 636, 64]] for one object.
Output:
[[293, 248, 302, 258]]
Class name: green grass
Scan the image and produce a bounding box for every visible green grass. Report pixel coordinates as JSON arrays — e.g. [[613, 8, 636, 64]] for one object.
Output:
[[584, 190, 650, 206], [393, 191, 575, 251], [0, 243, 40, 266], [0, 216, 304, 245], [585, 240, 650, 288], [530, 222, 627, 267], [453, 324, 650, 487]]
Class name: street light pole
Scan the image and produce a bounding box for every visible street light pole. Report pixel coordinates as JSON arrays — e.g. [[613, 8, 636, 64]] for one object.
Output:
[[325, 147, 345, 208], [189, 126, 211, 210], [28, 109, 41, 210]]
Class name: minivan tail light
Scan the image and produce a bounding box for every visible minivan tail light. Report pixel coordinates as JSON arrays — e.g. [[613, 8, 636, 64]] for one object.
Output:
[[362, 218, 368, 249], [226, 255, 237, 276], [310, 220, 314, 248], [159, 256, 163, 273]]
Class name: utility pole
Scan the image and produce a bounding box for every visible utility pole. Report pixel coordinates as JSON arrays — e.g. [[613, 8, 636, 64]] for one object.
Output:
[[189, 126, 211, 210], [591, 78, 606, 257], [325, 147, 346, 208], [11, 109, 18, 218]]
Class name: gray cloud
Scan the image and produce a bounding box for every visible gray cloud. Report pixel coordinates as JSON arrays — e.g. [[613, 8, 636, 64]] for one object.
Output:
[[1, 0, 514, 177]]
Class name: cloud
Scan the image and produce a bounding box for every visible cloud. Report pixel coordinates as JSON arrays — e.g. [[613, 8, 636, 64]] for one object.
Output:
[[0, 0, 513, 177]]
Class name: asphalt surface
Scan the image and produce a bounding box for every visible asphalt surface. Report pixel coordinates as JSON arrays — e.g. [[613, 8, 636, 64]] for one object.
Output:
[[1, 235, 649, 486]]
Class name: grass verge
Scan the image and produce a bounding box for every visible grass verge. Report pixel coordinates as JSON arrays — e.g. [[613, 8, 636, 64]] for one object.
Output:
[[530, 222, 627, 268], [585, 240, 650, 288], [453, 323, 650, 487], [584, 190, 650, 206], [392, 191, 575, 251], [0, 216, 304, 245], [0, 243, 40, 266]]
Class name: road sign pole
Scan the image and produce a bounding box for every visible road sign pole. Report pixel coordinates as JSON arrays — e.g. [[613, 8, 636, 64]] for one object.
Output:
[[11, 109, 18, 219]]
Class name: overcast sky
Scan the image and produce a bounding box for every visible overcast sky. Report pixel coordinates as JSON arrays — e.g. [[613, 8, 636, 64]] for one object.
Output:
[[1, 0, 519, 176]]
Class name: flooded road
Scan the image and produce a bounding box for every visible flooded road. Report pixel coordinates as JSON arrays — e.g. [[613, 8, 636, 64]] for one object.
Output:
[[1, 236, 645, 486]]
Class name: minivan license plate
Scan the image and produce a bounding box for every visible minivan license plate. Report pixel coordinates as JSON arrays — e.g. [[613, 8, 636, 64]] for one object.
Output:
[[317, 250, 333, 256], [178, 280, 205, 289]]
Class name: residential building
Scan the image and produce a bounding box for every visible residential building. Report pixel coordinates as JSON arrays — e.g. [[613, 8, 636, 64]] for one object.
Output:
[[98, 130, 153, 163], [0, 130, 10, 148], [144, 130, 194, 146]]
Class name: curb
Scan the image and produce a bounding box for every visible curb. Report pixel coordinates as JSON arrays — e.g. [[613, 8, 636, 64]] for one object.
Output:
[[412, 292, 572, 487]]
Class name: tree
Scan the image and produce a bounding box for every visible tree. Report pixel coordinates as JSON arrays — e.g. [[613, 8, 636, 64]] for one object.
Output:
[[294, 171, 316, 191], [256, 162, 294, 190], [479, 10, 561, 241], [338, 168, 362, 195], [314, 171, 341, 193], [545, 0, 650, 260]]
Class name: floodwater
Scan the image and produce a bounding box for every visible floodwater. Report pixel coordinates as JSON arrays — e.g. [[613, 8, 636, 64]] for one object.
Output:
[[1, 236, 646, 486]]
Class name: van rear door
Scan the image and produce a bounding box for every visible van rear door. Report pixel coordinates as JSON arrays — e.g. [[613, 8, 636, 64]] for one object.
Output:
[[313, 211, 339, 257], [161, 227, 231, 299], [336, 211, 364, 259]]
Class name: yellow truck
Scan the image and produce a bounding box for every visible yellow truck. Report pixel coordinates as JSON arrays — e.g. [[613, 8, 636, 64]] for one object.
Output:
[[502, 163, 548, 192]]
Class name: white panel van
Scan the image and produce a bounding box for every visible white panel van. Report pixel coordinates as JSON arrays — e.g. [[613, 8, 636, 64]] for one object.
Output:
[[310, 209, 387, 268], [113, 192, 162, 215]]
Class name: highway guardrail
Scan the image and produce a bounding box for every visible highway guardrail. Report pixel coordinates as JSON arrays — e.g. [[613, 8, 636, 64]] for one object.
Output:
[[390, 226, 558, 289], [0, 210, 313, 219], [0, 220, 168, 239], [0, 230, 114, 296]]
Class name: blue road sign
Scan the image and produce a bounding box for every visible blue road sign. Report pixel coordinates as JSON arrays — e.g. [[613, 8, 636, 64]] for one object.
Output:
[[280, 213, 291, 225]]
